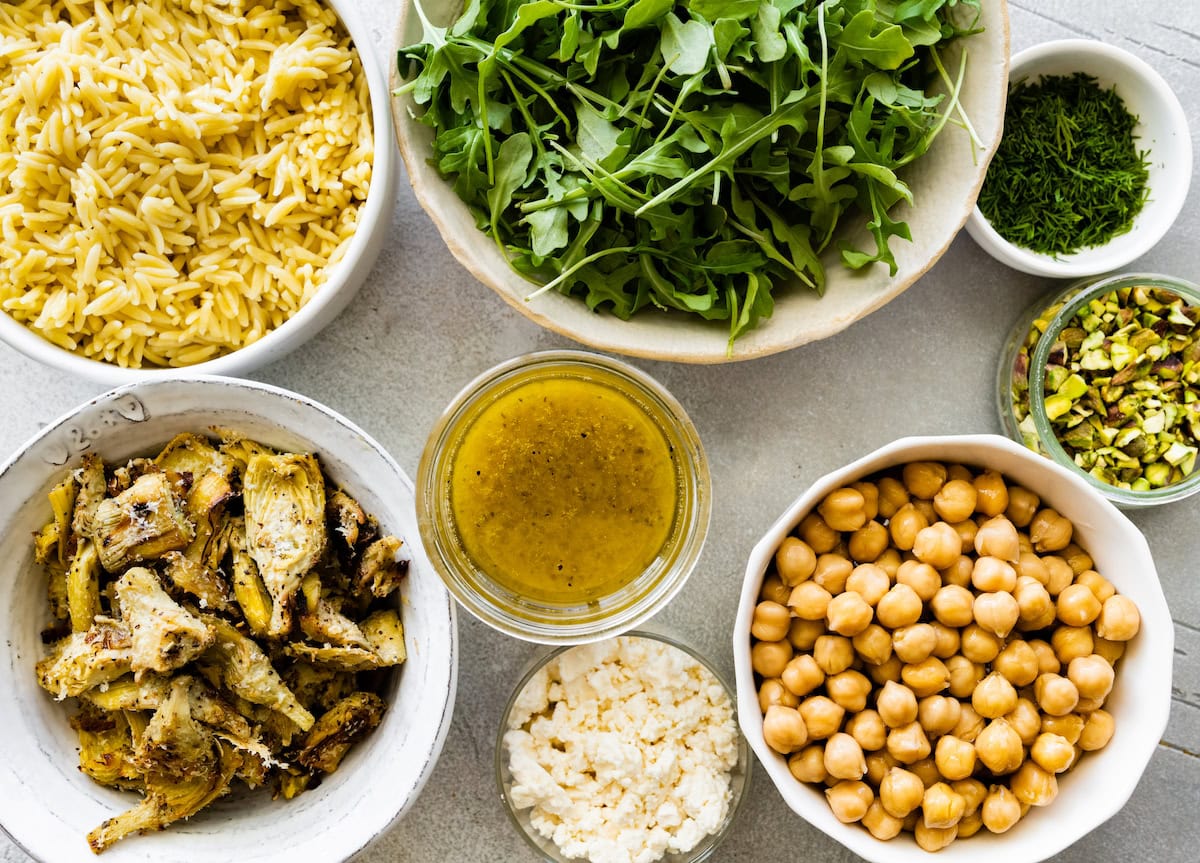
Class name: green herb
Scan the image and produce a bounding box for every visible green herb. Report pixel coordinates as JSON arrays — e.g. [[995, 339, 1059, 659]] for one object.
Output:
[[397, 0, 981, 348], [977, 73, 1150, 256]]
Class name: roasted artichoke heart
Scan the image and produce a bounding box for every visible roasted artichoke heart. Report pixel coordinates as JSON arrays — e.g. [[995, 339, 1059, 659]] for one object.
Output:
[[31, 434, 407, 852], [243, 453, 327, 636]]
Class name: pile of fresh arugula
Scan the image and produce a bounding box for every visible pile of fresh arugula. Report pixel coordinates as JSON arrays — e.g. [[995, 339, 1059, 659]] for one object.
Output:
[[398, 0, 982, 346]]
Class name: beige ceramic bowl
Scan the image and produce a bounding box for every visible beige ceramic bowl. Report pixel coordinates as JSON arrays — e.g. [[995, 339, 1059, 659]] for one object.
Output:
[[733, 434, 1172, 863], [391, 3, 1010, 363]]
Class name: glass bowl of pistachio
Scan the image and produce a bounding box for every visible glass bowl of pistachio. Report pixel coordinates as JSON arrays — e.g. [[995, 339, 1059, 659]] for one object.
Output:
[[1000, 272, 1200, 507]]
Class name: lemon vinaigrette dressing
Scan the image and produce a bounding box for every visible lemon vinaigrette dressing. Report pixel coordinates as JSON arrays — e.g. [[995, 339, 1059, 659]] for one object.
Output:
[[448, 376, 678, 604]]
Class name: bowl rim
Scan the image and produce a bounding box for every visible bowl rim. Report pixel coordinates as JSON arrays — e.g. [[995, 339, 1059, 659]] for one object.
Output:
[[390, 1, 1011, 364], [494, 629, 752, 863], [415, 349, 712, 644], [965, 38, 1193, 277], [732, 433, 1173, 863], [0, 0, 398, 384], [0, 374, 460, 863]]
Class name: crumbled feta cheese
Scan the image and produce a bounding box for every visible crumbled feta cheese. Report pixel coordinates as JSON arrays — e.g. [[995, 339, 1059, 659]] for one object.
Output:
[[505, 636, 739, 863]]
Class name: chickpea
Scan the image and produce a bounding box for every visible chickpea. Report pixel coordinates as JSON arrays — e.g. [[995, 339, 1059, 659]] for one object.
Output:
[[868, 655, 903, 687], [775, 536, 817, 586], [880, 767, 925, 817], [750, 600, 791, 642], [788, 744, 828, 784], [751, 639, 793, 678], [788, 618, 825, 651], [877, 476, 910, 519], [972, 556, 1017, 593], [1028, 639, 1061, 675], [758, 678, 799, 712], [1057, 583, 1102, 627], [957, 811, 984, 839], [788, 581, 832, 621], [951, 703, 985, 743], [819, 487, 869, 533], [973, 469, 1010, 517], [1076, 569, 1115, 602], [1093, 636, 1126, 665], [1005, 485, 1041, 527], [875, 547, 903, 579], [939, 554, 975, 588], [914, 821, 958, 852], [876, 584, 923, 629], [1015, 576, 1054, 629], [1061, 543, 1095, 575], [950, 519, 979, 554], [994, 639, 1039, 687], [865, 750, 900, 786], [1051, 625, 1094, 664], [814, 635, 855, 675], [1079, 709, 1115, 750], [799, 695, 846, 740], [1005, 698, 1042, 746], [952, 778, 988, 816], [876, 680, 919, 730], [850, 481, 880, 520], [929, 622, 961, 660], [1041, 713, 1085, 745], [889, 503, 929, 552], [960, 624, 1003, 664], [808, 556, 849, 596], [945, 655, 984, 699], [1010, 761, 1058, 807], [1096, 595, 1141, 641], [781, 654, 824, 698], [973, 591, 1020, 639], [826, 591, 875, 636], [973, 517, 1020, 564], [914, 498, 940, 527], [825, 780, 874, 823], [853, 624, 894, 666], [827, 670, 873, 713], [824, 732, 868, 780], [922, 782, 967, 829], [896, 561, 941, 602], [1035, 673, 1080, 716], [912, 522, 962, 570], [798, 512, 840, 554], [908, 756, 942, 788], [887, 721, 931, 764], [848, 521, 889, 563], [918, 695, 962, 738], [759, 573, 792, 605], [933, 735, 977, 781], [1031, 732, 1075, 773], [903, 461, 947, 499], [972, 672, 1018, 719], [1029, 508, 1073, 552], [1076, 696, 1106, 714], [974, 719, 1023, 774], [1016, 551, 1051, 585], [763, 705, 809, 754], [846, 709, 888, 752], [930, 584, 974, 628], [846, 563, 891, 606], [981, 784, 1022, 833], [1043, 555, 1075, 596], [933, 479, 977, 523], [1068, 654, 1115, 700], [862, 799, 904, 841]]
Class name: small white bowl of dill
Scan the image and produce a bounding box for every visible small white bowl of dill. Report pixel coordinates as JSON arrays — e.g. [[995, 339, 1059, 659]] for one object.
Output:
[[966, 39, 1191, 278]]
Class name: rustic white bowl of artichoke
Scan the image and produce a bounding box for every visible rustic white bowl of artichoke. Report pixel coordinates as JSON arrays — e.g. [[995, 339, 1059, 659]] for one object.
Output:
[[0, 377, 458, 863]]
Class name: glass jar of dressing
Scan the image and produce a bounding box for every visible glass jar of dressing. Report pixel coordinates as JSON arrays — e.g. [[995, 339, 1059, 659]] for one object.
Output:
[[417, 351, 711, 643]]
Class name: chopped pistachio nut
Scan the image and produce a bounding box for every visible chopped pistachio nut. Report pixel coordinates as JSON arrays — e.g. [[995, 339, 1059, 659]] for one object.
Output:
[[1010, 286, 1200, 490]]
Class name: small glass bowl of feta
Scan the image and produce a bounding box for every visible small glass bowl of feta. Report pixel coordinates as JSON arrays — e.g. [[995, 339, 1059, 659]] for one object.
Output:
[[496, 631, 750, 863]]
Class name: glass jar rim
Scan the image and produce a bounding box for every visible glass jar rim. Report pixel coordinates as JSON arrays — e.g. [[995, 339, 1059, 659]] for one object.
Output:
[[1026, 272, 1200, 507], [416, 350, 712, 643]]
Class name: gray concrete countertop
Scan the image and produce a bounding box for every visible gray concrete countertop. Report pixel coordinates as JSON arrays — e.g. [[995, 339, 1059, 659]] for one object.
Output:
[[2, 1, 1197, 861]]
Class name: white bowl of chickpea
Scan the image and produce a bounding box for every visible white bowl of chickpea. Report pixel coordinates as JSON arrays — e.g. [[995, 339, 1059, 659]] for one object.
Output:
[[733, 434, 1172, 862]]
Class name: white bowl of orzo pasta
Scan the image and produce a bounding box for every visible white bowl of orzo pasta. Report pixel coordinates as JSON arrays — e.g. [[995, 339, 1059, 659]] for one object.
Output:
[[0, 0, 396, 383]]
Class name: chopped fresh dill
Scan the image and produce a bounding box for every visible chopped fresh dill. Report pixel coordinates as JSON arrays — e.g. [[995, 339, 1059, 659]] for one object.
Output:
[[978, 72, 1150, 256]]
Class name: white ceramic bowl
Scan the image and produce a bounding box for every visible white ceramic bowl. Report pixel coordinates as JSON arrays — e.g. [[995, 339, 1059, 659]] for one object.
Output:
[[0, 0, 398, 385], [733, 434, 1173, 863], [0, 377, 458, 863], [966, 39, 1192, 277], [391, 3, 1009, 363]]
